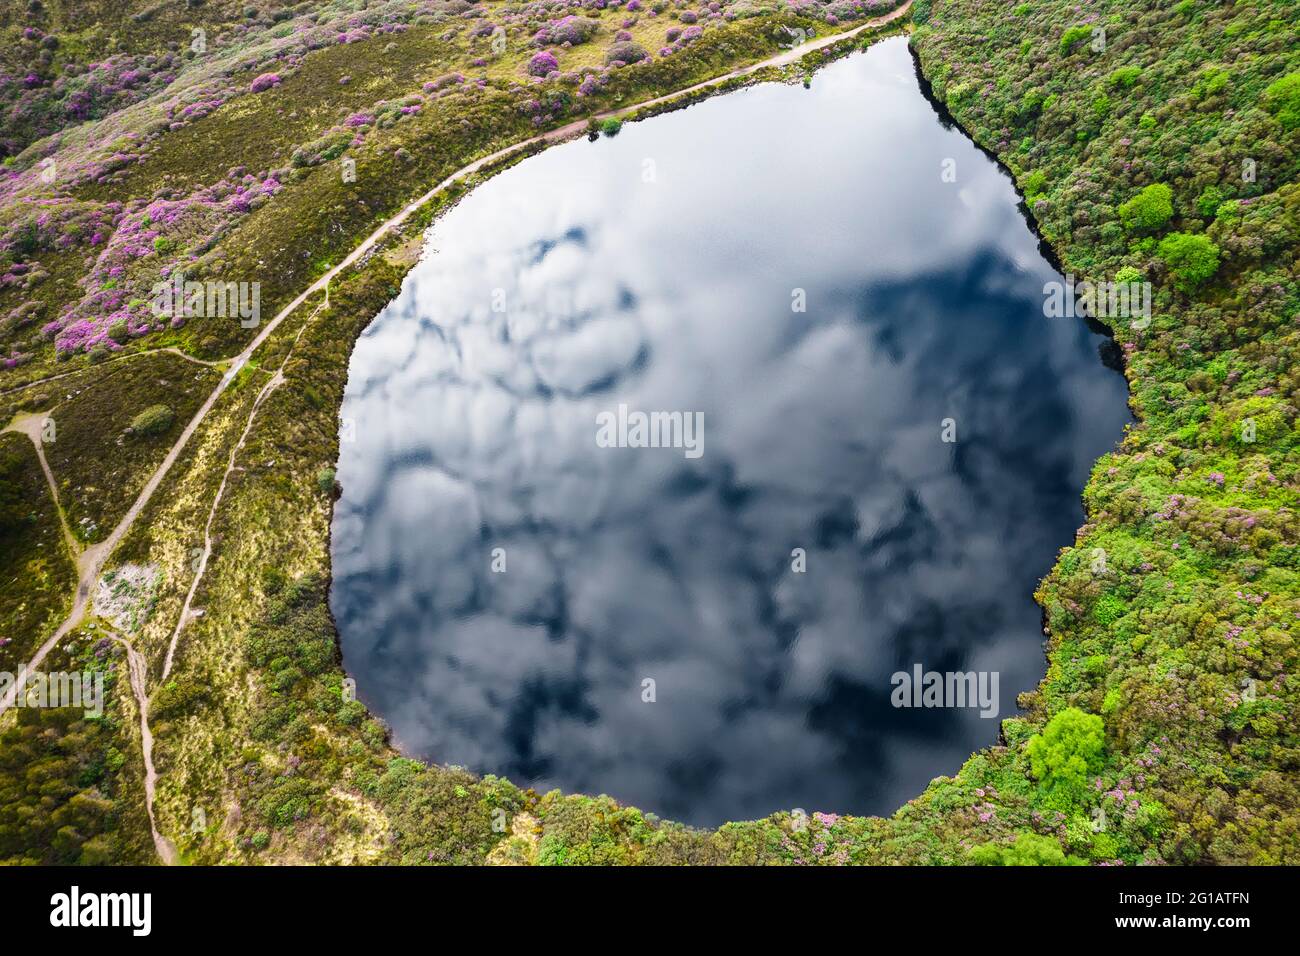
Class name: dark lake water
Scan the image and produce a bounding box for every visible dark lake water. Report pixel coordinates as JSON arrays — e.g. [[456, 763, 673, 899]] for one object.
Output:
[[329, 37, 1130, 826]]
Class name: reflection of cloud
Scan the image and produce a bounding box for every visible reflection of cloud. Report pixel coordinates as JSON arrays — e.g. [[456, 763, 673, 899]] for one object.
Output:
[[329, 38, 1130, 826]]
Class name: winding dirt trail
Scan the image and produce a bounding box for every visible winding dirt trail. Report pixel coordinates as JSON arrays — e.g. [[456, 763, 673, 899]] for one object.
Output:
[[162, 317, 313, 680], [108, 631, 180, 865], [0, 8, 911, 859]]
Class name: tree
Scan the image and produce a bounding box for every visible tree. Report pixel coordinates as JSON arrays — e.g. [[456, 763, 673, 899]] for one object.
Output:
[[1263, 72, 1300, 130], [1026, 707, 1105, 811], [969, 832, 1085, 866], [1117, 183, 1173, 233], [1156, 232, 1219, 292]]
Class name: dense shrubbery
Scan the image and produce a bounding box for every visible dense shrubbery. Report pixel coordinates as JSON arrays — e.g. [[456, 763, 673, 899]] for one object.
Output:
[[1117, 182, 1173, 233], [1026, 708, 1105, 812], [1155, 232, 1220, 292], [913, 0, 1300, 865], [969, 832, 1085, 866]]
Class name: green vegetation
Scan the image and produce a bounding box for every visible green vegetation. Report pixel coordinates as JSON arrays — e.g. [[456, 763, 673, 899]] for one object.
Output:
[[1155, 231, 1220, 292], [969, 832, 1086, 866], [0, 0, 1294, 868], [913, 0, 1300, 865], [128, 403, 174, 437], [1026, 708, 1105, 811], [0, 432, 75, 667], [1117, 183, 1173, 234], [0, 640, 153, 865], [41, 353, 220, 542], [1263, 72, 1300, 130]]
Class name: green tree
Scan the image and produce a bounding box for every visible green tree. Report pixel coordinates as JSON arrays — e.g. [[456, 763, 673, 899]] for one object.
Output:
[[969, 832, 1085, 866], [1263, 72, 1300, 130], [1058, 25, 1092, 57], [1026, 707, 1105, 811], [1156, 232, 1220, 292], [1117, 183, 1174, 233]]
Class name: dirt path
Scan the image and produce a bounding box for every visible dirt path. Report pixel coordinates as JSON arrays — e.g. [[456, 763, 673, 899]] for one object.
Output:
[[108, 631, 179, 865], [163, 318, 312, 680]]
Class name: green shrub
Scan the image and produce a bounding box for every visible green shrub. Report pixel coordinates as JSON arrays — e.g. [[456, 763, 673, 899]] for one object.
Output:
[[1262, 72, 1300, 130], [1117, 183, 1174, 233], [1026, 708, 1105, 811], [605, 42, 649, 65], [969, 832, 1085, 865], [1195, 185, 1224, 218], [1107, 66, 1142, 88], [1058, 25, 1093, 56], [1114, 265, 1143, 285], [1156, 232, 1220, 292], [128, 404, 174, 436]]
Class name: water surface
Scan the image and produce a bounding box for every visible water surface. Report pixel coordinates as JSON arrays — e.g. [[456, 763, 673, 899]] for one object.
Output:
[[330, 37, 1130, 826]]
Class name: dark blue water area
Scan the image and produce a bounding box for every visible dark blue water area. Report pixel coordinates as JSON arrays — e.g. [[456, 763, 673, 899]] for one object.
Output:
[[329, 36, 1131, 826]]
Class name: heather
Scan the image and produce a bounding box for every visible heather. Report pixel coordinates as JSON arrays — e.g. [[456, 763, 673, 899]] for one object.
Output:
[[0, 431, 74, 669], [1, 0, 903, 364]]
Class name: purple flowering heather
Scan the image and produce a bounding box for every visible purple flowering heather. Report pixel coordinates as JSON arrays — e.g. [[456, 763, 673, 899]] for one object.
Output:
[[605, 41, 649, 65], [527, 51, 560, 77], [250, 73, 282, 93]]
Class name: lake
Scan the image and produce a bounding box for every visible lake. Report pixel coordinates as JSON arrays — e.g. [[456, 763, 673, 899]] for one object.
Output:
[[329, 36, 1130, 826]]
